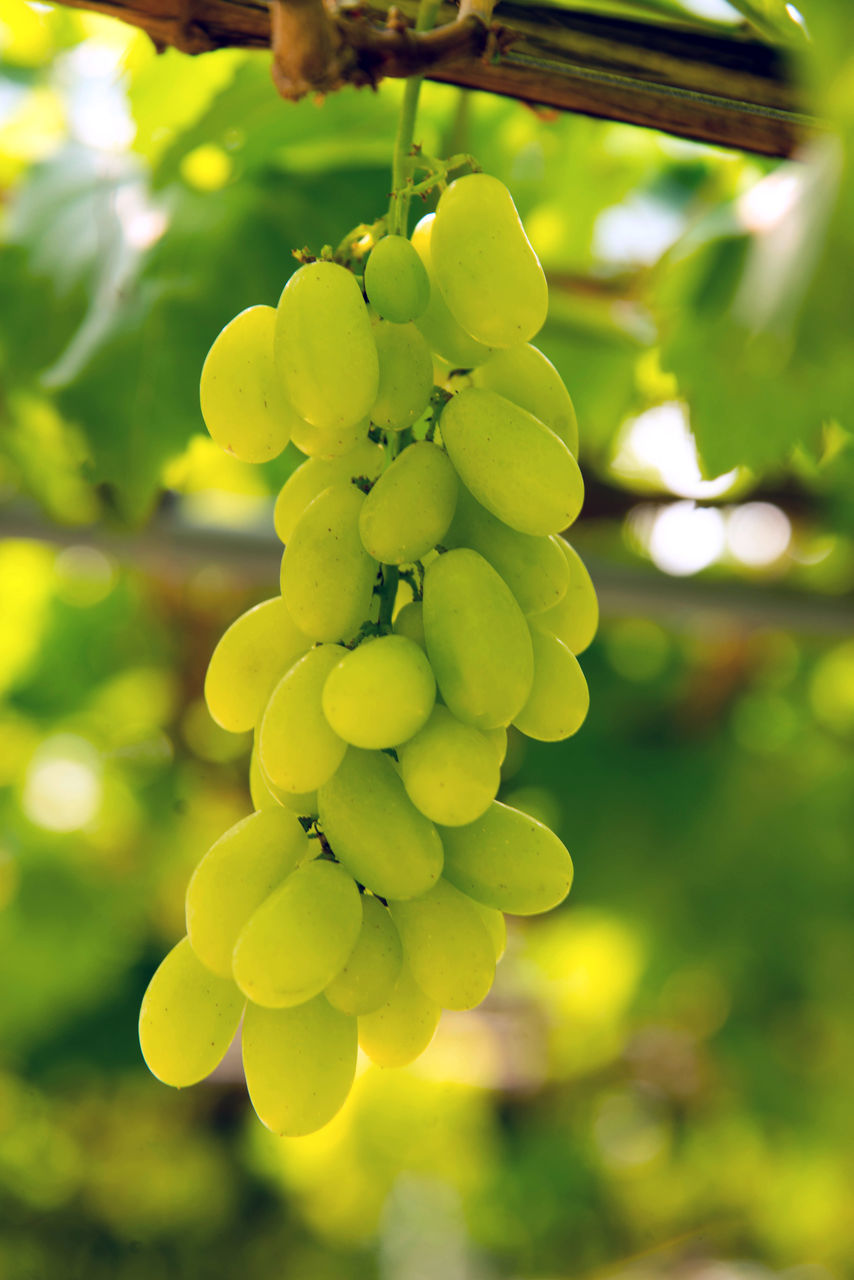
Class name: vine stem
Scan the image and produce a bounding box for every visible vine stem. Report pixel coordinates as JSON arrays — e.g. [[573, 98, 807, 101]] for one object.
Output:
[[389, 0, 442, 236]]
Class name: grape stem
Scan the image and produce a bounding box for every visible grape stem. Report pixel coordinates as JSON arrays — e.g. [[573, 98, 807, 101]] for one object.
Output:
[[377, 564, 400, 629], [388, 0, 442, 236]]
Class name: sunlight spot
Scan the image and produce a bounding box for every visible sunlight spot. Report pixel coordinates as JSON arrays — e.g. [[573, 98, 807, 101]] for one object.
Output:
[[613, 402, 738, 499], [726, 502, 791, 567], [649, 501, 726, 576], [23, 735, 102, 832]]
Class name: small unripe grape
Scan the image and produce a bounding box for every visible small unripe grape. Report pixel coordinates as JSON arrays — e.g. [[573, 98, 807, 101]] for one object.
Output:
[[365, 235, 430, 323], [431, 174, 548, 348], [398, 705, 499, 827], [359, 442, 458, 565], [393, 600, 426, 651], [513, 628, 589, 742], [322, 634, 436, 749], [259, 645, 348, 794], [200, 305, 296, 463], [370, 321, 434, 431]]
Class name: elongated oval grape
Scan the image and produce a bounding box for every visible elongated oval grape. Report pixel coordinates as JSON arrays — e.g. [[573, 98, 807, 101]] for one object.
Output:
[[322, 635, 435, 749], [291, 414, 369, 460], [472, 344, 579, 456], [186, 808, 311, 977], [281, 484, 377, 642], [411, 214, 493, 368], [471, 900, 506, 961], [445, 487, 568, 615], [389, 878, 495, 1010], [371, 321, 434, 431], [359, 441, 458, 565], [325, 895, 403, 1016], [398, 705, 499, 826], [259, 645, 348, 793], [358, 962, 440, 1067], [275, 261, 378, 431], [250, 739, 318, 816], [139, 937, 244, 1087], [204, 597, 309, 733], [365, 234, 430, 323], [393, 600, 426, 650], [200, 305, 296, 463], [441, 802, 573, 915], [423, 549, 533, 729], [431, 175, 548, 348], [242, 997, 357, 1136], [441, 389, 583, 536], [530, 538, 599, 655], [513, 629, 589, 742], [318, 748, 443, 900], [274, 442, 385, 544], [233, 859, 362, 1007]]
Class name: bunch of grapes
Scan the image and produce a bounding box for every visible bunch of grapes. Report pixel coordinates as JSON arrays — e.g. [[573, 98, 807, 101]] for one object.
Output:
[[139, 171, 599, 1137]]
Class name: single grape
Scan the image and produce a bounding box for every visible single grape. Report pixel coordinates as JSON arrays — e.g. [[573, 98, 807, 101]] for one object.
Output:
[[318, 748, 443, 901], [200, 305, 297, 463], [411, 214, 493, 368], [358, 962, 440, 1068], [242, 996, 357, 1136], [472, 343, 579, 456], [325, 894, 403, 1016], [139, 937, 244, 1088], [359, 441, 458, 565], [389, 877, 495, 1011], [393, 600, 426, 650], [186, 807, 311, 977], [204, 597, 308, 734], [259, 645, 348, 794], [364, 234, 431, 323], [322, 634, 436, 749], [398, 705, 500, 827], [430, 173, 548, 348], [441, 388, 584, 537], [281, 483, 378, 642], [514, 628, 589, 742], [291, 415, 370, 460], [441, 801, 573, 915], [445, 487, 569, 615], [422, 548, 533, 730], [275, 261, 379, 431], [529, 538, 599, 655], [370, 321, 434, 431], [233, 858, 362, 1008], [249, 741, 318, 816], [274, 441, 385, 544]]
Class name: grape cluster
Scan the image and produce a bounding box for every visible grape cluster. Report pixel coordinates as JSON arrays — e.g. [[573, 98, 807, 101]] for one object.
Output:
[[139, 172, 599, 1137]]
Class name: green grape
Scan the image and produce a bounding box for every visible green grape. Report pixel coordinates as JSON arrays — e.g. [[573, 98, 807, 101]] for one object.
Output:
[[430, 174, 548, 349], [470, 900, 506, 961], [422, 548, 533, 729], [318, 748, 443, 900], [250, 741, 318, 816], [370, 321, 434, 432], [274, 442, 385, 544], [359, 441, 458, 565], [186, 807, 311, 977], [280, 484, 378, 642], [445, 486, 569, 615], [259, 645, 348, 793], [472, 344, 579, 456], [291, 415, 370, 460], [441, 801, 573, 915], [393, 600, 426, 650], [204, 597, 309, 734], [441, 388, 584, 537], [389, 878, 495, 1011], [530, 538, 599, 655], [242, 996, 357, 1136], [483, 725, 507, 766], [322, 635, 436, 749], [233, 858, 362, 1008], [513, 628, 589, 742], [411, 214, 493, 368], [398, 705, 499, 827], [364, 234, 430, 323], [139, 937, 244, 1087], [325, 894, 403, 1016], [358, 962, 440, 1067], [275, 261, 379, 431], [199, 305, 297, 463]]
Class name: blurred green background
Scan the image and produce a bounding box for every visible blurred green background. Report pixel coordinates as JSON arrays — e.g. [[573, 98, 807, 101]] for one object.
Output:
[[1, 1, 853, 1277]]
